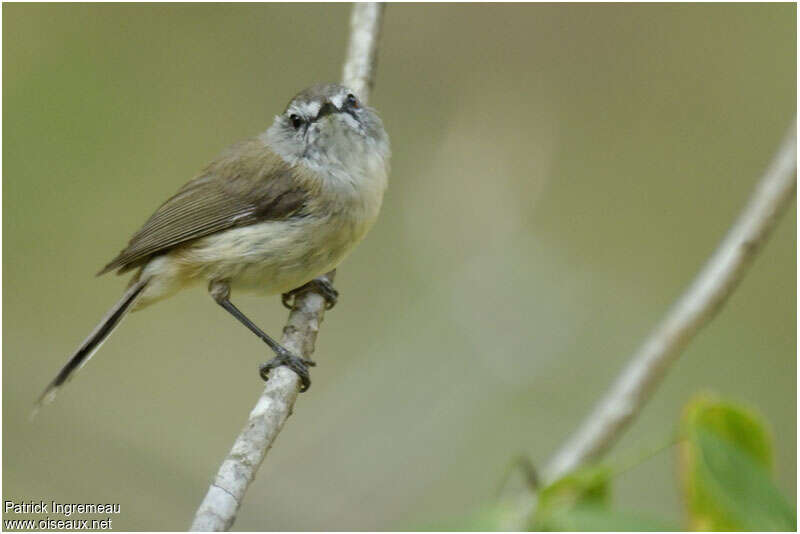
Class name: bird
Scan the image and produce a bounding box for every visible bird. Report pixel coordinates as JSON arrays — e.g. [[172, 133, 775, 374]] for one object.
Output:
[[35, 83, 390, 412]]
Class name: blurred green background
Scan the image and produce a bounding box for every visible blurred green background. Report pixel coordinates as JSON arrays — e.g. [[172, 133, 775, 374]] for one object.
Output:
[[3, 3, 795, 530]]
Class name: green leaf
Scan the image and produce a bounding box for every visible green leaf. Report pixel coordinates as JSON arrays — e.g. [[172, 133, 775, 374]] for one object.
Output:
[[537, 464, 612, 511], [682, 394, 773, 468], [693, 428, 795, 531], [533, 465, 611, 530], [680, 394, 796, 531], [533, 466, 677, 531]]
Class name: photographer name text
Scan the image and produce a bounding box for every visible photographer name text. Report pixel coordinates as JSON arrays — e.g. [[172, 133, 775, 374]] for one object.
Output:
[[4, 501, 120, 530], [5, 501, 119, 516]]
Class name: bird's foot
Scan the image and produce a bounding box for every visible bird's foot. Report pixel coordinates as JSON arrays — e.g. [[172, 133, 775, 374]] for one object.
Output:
[[281, 277, 339, 310], [259, 348, 317, 392]]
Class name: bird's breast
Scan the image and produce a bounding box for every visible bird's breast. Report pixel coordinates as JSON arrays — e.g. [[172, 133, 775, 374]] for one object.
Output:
[[174, 208, 377, 295], [171, 147, 388, 295]]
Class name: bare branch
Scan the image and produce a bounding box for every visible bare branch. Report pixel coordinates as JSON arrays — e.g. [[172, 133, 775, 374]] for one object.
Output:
[[342, 3, 384, 101], [544, 119, 797, 483], [499, 120, 796, 531], [190, 4, 385, 531]]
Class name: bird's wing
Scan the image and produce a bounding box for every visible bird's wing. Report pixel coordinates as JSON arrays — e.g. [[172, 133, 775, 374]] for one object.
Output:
[[99, 141, 309, 275]]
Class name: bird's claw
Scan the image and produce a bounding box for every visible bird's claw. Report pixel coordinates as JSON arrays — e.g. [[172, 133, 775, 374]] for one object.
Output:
[[259, 350, 317, 392], [281, 278, 339, 310]]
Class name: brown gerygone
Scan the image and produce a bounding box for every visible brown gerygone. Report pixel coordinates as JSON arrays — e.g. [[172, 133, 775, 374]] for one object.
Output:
[[36, 83, 390, 410]]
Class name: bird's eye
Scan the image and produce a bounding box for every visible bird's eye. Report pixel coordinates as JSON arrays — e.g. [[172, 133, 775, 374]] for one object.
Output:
[[289, 114, 303, 129], [346, 93, 360, 109]]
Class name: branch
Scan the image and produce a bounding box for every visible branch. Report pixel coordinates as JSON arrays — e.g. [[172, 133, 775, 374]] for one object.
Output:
[[544, 119, 797, 483], [341, 2, 384, 102], [190, 4, 385, 531], [500, 120, 796, 531]]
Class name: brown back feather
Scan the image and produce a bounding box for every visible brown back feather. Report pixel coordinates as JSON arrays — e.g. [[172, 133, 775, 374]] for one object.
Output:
[[99, 140, 309, 275]]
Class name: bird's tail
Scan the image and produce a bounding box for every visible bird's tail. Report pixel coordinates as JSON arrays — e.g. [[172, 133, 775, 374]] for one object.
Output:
[[33, 278, 149, 417]]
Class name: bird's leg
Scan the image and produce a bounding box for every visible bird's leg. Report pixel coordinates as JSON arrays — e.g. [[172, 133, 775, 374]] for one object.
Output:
[[281, 276, 339, 310], [210, 281, 316, 391]]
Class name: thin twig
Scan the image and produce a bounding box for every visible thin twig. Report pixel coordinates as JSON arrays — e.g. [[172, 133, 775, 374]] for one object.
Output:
[[342, 1, 384, 102], [502, 120, 796, 531], [190, 4, 385, 531], [543, 120, 796, 483]]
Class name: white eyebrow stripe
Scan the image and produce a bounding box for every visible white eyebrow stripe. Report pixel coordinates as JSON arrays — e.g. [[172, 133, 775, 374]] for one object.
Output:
[[287, 101, 321, 119], [330, 93, 346, 110], [302, 101, 321, 118]]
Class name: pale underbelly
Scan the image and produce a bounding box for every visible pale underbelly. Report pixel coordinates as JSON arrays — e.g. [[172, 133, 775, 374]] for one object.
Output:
[[173, 217, 367, 295]]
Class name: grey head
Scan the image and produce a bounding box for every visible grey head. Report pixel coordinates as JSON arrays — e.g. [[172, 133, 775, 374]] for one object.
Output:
[[264, 83, 389, 174]]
